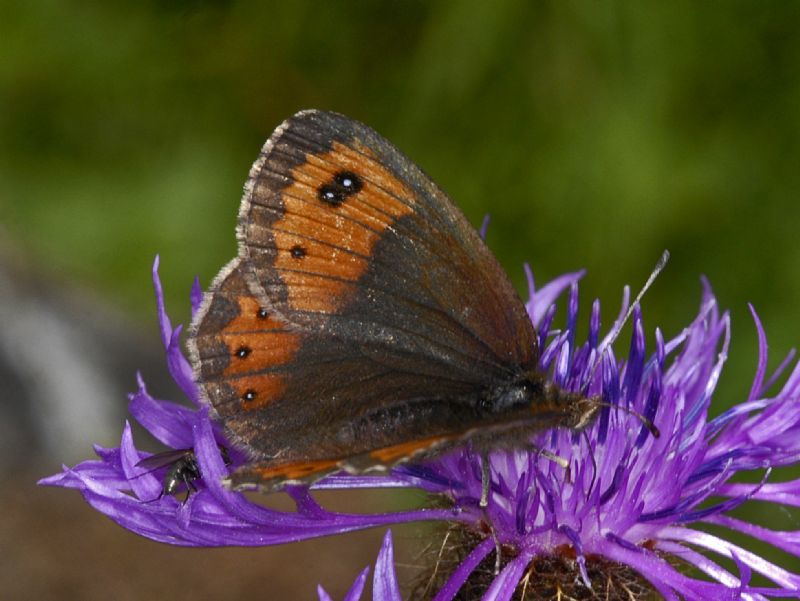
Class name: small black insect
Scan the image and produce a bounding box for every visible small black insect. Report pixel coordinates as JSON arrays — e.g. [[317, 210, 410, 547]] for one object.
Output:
[[135, 446, 231, 502]]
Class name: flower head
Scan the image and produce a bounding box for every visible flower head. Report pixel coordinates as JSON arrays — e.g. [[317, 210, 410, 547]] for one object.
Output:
[[41, 256, 800, 599], [405, 269, 800, 600]]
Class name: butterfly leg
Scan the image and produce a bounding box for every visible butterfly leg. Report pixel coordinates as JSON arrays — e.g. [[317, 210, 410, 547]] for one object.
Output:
[[479, 453, 491, 508], [477, 453, 503, 573], [491, 525, 502, 575], [524, 444, 570, 482]]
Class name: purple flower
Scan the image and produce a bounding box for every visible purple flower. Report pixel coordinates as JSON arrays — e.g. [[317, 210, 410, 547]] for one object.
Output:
[[41, 256, 800, 600]]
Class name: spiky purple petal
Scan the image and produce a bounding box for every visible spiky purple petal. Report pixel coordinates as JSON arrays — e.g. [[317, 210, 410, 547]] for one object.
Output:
[[317, 530, 400, 601]]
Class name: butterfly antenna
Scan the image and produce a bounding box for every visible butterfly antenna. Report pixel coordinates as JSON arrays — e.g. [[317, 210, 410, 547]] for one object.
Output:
[[581, 250, 670, 395], [589, 400, 660, 438]]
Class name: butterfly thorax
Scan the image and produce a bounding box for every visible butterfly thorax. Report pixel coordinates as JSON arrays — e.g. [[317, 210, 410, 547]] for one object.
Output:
[[480, 371, 600, 431]]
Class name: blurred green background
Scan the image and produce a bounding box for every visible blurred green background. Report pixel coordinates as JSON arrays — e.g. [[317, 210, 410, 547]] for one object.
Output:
[[3, 1, 800, 599]]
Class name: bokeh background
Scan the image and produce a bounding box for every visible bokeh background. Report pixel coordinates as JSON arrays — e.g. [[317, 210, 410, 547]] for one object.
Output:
[[3, 1, 800, 599]]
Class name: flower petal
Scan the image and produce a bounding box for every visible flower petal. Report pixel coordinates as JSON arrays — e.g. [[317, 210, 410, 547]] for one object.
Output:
[[373, 530, 402, 601]]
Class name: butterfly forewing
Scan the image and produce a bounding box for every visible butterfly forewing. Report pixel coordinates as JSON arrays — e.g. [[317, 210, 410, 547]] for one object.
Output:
[[189, 110, 541, 489], [240, 111, 536, 362]]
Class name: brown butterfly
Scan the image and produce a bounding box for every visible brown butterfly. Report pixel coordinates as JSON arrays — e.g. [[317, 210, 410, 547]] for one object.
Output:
[[187, 110, 600, 495]]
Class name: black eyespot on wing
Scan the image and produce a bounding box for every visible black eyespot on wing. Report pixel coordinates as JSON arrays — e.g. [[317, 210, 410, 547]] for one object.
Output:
[[317, 170, 363, 207], [318, 183, 345, 206], [290, 244, 307, 259], [256, 308, 269, 319], [242, 389, 257, 402], [235, 346, 252, 359], [334, 171, 362, 194]]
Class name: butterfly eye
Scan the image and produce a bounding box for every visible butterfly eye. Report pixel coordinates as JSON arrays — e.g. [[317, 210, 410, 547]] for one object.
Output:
[[477, 396, 494, 415]]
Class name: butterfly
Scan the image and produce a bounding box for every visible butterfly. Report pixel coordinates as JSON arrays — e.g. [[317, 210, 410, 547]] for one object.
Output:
[[187, 109, 601, 495]]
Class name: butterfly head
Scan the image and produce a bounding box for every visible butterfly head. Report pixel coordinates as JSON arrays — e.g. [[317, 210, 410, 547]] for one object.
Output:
[[557, 389, 661, 439], [559, 393, 603, 431]]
